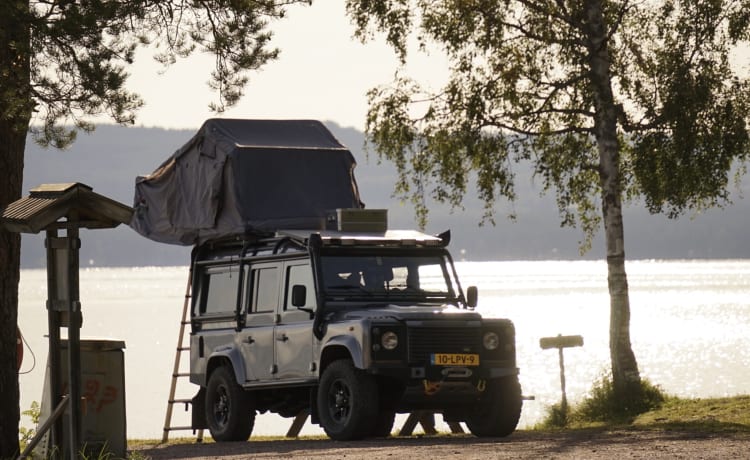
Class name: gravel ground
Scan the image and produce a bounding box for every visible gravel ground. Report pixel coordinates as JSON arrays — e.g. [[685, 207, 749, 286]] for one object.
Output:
[[132, 430, 750, 459]]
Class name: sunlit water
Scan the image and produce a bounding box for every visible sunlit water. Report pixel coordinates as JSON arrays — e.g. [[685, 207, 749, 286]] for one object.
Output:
[[17, 260, 750, 439]]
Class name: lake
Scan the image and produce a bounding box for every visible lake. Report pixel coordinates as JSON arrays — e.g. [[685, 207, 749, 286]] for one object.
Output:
[[17, 260, 750, 439]]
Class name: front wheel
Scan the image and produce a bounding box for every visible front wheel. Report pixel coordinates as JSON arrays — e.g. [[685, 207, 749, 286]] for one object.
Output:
[[465, 376, 522, 437], [205, 365, 255, 442], [317, 359, 378, 440]]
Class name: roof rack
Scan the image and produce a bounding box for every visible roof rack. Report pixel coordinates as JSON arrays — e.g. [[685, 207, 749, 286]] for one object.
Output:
[[277, 229, 448, 248], [195, 233, 307, 263]]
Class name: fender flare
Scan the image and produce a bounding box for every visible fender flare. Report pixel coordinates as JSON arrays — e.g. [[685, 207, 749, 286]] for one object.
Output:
[[204, 346, 247, 386], [321, 335, 364, 370]]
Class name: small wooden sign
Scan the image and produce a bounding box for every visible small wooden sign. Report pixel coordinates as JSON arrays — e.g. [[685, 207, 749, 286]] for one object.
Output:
[[540, 334, 584, 350]]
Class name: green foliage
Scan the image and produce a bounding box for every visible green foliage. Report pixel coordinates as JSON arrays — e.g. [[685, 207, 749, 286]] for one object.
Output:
[[539, 390, 750, 434], [18, 401, 40, 450], [2, 0, 312, 148], [19, 400, 148, 459], [574, 375, 667, 423], [1, 2, 311, 457], [347, 0, 750, 401], [538, 402, 571, 429], [347, 0, 412, 61], [347, 0, 750, 239], [622, 2, 750, 217], [79, 443, 114, 460], [19, 403, 132, 459], [539, 375, 668, 429]]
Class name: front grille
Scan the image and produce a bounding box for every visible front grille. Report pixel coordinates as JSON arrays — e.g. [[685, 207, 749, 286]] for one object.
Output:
[[407, 327, 481, 363]]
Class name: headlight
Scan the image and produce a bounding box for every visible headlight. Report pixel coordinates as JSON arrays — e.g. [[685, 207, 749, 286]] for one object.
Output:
[[381, 331, 399, 350], [483, 331, 500, 350]]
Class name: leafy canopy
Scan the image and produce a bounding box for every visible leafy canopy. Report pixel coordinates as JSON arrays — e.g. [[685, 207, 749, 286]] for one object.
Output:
[[3, 0, 310, 148], [346, 0, 750, 238]]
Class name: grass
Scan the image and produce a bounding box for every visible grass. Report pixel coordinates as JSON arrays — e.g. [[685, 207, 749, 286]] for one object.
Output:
[[21, 391, 750, 459], [134, 393, 750, 450], [139, 392, 750, 447], [632, 395, 750, 432], [535, 375, 750, 434]]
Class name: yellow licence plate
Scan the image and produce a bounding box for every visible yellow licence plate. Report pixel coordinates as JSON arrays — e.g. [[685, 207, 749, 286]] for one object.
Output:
[[431, 353, 480, 366]]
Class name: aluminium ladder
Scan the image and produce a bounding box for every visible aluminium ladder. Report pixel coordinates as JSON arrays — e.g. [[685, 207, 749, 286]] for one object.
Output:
[[161, 268, 204, 442]]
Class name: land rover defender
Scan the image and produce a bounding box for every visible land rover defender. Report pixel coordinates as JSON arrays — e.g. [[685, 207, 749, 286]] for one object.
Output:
[[188, 210, 522, 441]]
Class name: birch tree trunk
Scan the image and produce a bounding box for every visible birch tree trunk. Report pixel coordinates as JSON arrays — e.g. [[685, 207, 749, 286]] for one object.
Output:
[[584, 0, 642, 395]]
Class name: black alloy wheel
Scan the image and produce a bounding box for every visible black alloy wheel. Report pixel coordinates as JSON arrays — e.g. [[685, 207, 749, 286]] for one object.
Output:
[[205, 365, 255, 442]]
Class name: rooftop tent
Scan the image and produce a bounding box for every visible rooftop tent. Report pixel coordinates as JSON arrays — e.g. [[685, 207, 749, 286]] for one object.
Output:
[[131, 119, 363, 245]]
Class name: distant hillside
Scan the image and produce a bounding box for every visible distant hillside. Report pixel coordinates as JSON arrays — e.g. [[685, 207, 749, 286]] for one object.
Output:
[[19, 122, 750, 268]]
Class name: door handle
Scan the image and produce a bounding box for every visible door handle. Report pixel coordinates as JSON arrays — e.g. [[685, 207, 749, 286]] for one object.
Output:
[[245, 336, 254, 344], [276, 334, 289, 342]]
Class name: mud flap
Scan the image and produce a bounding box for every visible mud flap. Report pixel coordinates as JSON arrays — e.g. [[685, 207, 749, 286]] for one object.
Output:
[[191, 387, 207, 430], [309, 387, 319, 425]]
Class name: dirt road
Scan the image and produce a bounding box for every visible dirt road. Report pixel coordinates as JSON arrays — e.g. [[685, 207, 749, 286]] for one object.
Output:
[[133, 430, 750, 459]]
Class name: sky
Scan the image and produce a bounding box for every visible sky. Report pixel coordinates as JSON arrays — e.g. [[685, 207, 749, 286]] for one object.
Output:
[[121, 1, 750, 132], [126, 1, 448, 131]]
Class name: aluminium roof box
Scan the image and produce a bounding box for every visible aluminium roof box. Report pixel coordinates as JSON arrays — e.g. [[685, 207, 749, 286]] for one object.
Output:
[[130, 119, 363, 245]]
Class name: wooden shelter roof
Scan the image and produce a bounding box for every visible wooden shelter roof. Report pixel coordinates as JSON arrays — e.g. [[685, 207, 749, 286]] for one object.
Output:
[[0, 183, 133, 233]]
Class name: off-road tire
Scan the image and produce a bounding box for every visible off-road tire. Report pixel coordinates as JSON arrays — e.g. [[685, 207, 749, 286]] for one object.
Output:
[[465, 376, 522, 437], [205, 365, 255, 442], [317, 359, 378, 440]]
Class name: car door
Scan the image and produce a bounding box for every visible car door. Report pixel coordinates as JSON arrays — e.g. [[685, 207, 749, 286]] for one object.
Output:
[[239, 262, 279, 383], [274, 261, 316, 381], [190, 262, 242, 382]]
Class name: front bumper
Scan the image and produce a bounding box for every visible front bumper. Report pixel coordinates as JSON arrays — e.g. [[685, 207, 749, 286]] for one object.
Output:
[[368, 361, 518, 410]]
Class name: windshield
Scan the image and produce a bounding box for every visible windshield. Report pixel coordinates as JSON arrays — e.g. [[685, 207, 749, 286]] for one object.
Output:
[[319, 250, 459, 302]]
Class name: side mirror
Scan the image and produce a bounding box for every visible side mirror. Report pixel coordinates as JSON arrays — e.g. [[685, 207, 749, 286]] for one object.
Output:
[[292, 285, 307, 307], [292, 285, 315, 318], [466, 286, 478, 309]]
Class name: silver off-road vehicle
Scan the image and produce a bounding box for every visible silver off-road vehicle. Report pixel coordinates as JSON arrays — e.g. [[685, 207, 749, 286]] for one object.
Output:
[[189, 210, 521, 441]]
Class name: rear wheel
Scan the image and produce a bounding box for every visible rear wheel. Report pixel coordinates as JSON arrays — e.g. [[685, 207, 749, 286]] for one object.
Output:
[[465, 376, 522, 437], [317, 360, 378, 440], [205, 365, 255, 442]]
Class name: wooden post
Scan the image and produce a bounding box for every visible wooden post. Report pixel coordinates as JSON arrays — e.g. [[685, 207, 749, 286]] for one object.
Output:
[[44, 229, 64, 454], [285, 409, 310, 438], [558, 345, 567, 413], [446, 421, 464, 433], [540, 334, 583, 420], [45, 224, 84, 459], [398, 411, 437, 436]]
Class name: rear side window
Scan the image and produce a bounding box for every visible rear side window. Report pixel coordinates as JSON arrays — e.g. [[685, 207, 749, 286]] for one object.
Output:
[[252, 267, 279, 313], [201, 265, 240, 315]]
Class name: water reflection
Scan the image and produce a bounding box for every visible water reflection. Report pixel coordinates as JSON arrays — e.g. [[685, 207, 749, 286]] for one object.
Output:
[[17, 260, 750, 438], [467, 260, 750, 429]]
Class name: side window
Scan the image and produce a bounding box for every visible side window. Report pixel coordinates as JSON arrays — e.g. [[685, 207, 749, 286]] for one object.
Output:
[[419, 259, 456, 296], [285, 263, 315, 311], [252, 266, 279, 313], [391, 266, 409, 289], [201, 265, 240, 315]]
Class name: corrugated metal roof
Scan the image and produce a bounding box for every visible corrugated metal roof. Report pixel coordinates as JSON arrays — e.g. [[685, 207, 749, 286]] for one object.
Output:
[[1, 182, 133, 233]]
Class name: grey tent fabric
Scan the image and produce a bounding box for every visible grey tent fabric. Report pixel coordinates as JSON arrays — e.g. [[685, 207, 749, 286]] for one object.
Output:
[[130, 119, 363, 245]]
